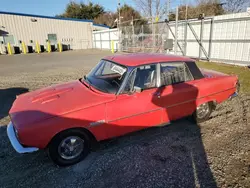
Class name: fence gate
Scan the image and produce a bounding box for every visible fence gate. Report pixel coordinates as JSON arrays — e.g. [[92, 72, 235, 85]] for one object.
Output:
[[120, 19, 213, 61]]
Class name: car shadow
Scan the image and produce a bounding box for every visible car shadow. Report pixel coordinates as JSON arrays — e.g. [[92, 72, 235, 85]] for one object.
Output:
[[151, 82, 217, 187], [0, 87, 29, 121], [0, 84, 217, 187]]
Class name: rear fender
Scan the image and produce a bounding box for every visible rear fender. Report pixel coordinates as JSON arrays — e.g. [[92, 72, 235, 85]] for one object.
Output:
[[196, 97, 217, 110]]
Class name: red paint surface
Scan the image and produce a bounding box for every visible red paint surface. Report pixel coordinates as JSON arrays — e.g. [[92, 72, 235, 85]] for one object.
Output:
[[9, 55, 238, 149], [104, 53, 194, 66]]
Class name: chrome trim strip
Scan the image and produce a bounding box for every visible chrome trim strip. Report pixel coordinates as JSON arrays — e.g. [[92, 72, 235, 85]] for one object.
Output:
[[108, 87, 236, 123], [156, 63, 161, 87], [107, 108, 162, 123], [7, 122, 39, 153]]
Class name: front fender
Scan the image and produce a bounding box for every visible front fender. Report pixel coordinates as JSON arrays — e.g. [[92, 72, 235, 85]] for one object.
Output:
[[20, 104, 107, 149]]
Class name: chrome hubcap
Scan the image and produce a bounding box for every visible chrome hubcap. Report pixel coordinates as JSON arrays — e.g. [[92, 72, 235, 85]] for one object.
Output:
[[58, 136, 84, 160], [196, 103, 210, 119]]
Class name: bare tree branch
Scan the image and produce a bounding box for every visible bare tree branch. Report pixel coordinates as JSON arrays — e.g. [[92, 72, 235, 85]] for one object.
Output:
[[133, 0, 168, 20], [223, 0, 250, 13]]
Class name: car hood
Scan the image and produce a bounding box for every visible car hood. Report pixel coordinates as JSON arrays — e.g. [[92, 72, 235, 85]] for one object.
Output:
[[9, 80, 115, 127]]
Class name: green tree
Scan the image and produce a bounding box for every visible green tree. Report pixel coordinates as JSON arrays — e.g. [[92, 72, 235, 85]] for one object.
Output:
[[94, 12, 117, 28], [94, 4, 149, 32], [119, 4, 147, 27], [169, 0, 225, 21], [57, 2, 104, 20]]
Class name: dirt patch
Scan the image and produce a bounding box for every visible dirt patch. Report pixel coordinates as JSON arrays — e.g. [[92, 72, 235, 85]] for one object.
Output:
[[0, 50, 249, 188]]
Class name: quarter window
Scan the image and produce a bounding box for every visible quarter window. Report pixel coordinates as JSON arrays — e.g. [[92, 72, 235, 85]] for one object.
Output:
[[160, 62, 193, 86]]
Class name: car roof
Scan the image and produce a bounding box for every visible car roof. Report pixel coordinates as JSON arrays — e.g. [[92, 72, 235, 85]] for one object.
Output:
[[103, 53, 195, 66]]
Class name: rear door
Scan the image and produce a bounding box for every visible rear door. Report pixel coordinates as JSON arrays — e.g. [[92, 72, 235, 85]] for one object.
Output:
[[154, 62, 199, 122]]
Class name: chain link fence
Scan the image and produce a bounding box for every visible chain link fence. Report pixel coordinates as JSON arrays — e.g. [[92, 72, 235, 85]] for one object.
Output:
[[120, 22, 171, 53], [93, 13, 250, 66]]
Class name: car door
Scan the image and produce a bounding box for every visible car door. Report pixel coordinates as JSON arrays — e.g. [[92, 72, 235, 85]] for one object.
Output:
[[153, 62, 199, 123], [105, 64, 162, 138]]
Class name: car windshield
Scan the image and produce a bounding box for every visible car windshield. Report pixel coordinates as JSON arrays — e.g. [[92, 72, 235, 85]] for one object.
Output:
[[82, 60, 127, 94]]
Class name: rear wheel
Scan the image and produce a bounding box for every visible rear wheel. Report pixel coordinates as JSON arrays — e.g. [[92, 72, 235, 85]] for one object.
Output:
[[48, 129, 91, 166], [193, 102, 213, 123]]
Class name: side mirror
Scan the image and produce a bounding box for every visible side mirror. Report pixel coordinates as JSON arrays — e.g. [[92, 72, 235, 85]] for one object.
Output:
[[133, 86, 142, 93]]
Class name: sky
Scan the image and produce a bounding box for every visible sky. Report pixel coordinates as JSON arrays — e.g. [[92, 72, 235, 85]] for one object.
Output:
[[0, 0, 136, 16]]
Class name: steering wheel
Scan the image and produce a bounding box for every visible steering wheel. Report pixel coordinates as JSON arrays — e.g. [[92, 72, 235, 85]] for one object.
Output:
[[112, 80, 120, 87]]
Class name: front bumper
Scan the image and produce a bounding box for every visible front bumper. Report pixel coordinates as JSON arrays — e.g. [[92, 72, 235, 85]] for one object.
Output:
[[7, 122, 39, 153]]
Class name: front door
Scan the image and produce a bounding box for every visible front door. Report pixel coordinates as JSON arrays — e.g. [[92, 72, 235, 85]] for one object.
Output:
[[105, 64, 162, 138]]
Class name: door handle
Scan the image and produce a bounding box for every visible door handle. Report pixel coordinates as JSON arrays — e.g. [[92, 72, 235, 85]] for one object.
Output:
[[151, 92, 161, 98]]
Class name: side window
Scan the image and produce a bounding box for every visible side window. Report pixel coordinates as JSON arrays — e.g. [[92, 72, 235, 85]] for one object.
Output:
[[160, 62, 193, 86], [123, 64, 157, 93]]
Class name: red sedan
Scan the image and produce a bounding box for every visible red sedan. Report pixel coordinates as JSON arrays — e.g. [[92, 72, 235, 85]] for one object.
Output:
[[7, 53, 239, 166]]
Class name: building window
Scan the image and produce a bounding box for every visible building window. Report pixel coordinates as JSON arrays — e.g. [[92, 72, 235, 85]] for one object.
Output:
[[3, 35, 15, 45]]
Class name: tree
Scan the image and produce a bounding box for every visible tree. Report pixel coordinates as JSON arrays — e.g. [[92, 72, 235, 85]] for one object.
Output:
[[94, 4, 148, 30], [133, 0, 168, 20], [169, 0, 225, 21], [223, 0, 250, 13], [94, 12, 117, 28], [57, 2, 104, 20]]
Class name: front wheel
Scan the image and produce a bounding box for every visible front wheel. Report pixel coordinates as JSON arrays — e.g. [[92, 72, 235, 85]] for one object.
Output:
[[48, 129, 91, 166], [193, 102, 213, 123]]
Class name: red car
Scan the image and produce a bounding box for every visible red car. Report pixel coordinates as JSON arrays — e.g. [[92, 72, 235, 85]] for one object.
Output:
[[7, 53, 239, 166]]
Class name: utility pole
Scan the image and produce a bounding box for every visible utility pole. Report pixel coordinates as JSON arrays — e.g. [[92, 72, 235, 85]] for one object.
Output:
[[132, 16, 135, 50], [184, 2, 188, 55], [166, 0, 170, 20], [118, 0, 121, 51], [185, 4, 188, 20], [174, 6, 178, 55]]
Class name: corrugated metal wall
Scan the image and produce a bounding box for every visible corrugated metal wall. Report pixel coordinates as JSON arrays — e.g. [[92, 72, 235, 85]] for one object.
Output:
[[93, 29, 119, 50], [0, 12, 93, 50], [168, 12, 250, 66], [113, 12, 249, 66]]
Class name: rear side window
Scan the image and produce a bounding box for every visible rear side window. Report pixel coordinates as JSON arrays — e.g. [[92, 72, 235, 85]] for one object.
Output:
[[160, 62, 193, 86]]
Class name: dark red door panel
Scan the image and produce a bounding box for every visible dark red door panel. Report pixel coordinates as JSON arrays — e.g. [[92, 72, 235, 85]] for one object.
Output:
[[153, 81, 199, 122]]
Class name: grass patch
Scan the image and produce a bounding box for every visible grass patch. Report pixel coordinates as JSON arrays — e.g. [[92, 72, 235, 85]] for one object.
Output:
[[197, 61, 250, 94]]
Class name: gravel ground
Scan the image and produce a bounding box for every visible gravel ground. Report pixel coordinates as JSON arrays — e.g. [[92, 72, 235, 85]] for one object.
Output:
[[0, 50, 249, 188]]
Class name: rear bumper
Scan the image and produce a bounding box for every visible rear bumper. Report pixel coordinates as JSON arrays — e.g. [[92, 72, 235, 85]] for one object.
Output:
[[7, 122, 39, 153], [229, 92, 238, 99]]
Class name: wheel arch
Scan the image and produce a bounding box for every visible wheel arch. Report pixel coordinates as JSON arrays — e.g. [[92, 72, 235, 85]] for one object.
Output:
[[46, 127, 98, 149], [196, 97, 217, 111]]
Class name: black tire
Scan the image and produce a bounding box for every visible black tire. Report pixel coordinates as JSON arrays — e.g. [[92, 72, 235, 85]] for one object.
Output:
[[193, 102, 213, 123], [48, 129, 91, 166]]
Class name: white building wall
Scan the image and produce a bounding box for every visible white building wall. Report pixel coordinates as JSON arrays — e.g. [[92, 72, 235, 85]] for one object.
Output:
[[93, 28, 119, 50], [0, 12, 93, 50]]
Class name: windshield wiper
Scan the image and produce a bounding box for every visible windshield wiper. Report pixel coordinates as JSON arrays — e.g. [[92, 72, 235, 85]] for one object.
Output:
[[83, 75, 94, 91]]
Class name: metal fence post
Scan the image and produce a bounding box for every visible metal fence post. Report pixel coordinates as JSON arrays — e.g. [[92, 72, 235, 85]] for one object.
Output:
[[93, 33, 96, 49], [125, 26, 128, 51], [184, 21, 188, 56], [199, 18, 204, 59], [174, 6, 179, 55], [100, 33, 102, 50], [208, 18, 214, 61], [132, 25, 135, 52], [109, 30, 111, 50], [153, 23, 155, 52], [142, 25, 144, 52]]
